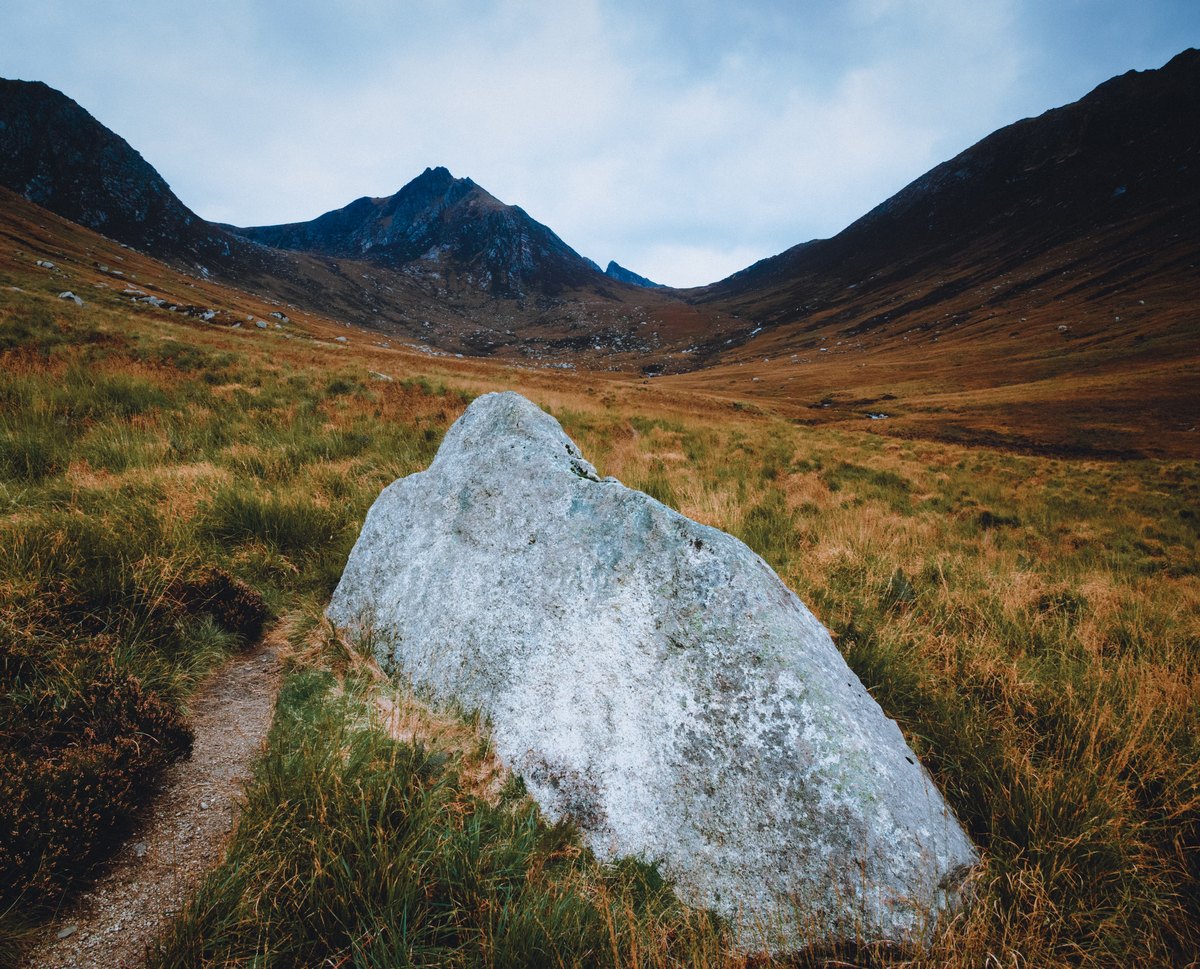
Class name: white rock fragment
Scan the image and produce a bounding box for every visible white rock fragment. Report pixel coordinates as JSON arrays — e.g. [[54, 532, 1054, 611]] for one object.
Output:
[[328, 392, 978, 953], [57, 291, 83, 305]]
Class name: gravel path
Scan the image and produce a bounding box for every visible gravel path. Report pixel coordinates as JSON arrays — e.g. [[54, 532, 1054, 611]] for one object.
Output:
[[25, 634, 283, 969]]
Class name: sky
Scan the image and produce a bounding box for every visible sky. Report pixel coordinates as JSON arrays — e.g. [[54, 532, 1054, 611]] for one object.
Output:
[[1, 1, 1197, 287]]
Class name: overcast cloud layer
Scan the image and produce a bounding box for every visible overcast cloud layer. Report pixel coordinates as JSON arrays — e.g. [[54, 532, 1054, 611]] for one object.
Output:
[[2, 1, 1197, 286]]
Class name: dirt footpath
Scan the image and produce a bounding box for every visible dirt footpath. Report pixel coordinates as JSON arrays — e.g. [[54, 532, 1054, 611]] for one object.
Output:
[[26, 634, 283, 969]]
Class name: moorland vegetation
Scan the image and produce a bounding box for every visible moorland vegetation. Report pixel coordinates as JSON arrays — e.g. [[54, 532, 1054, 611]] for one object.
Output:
[[0, 251, 1196, 967]]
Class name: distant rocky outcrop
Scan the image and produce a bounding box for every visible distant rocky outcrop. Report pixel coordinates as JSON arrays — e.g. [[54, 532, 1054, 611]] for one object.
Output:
[[605, 260, 664, 288], [230, 167, 608, 299], [327, 392, 978, 951]]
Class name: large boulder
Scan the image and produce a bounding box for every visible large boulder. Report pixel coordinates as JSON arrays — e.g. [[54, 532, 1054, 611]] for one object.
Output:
[[328, 391, 978, 951]]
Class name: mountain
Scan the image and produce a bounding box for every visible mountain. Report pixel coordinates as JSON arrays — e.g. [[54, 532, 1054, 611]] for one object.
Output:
[[0, 82, 460, 337], [0, 79, 741, 366], [691, 48, 1200, 333], [230, 168, 605, 299], [226, 169, 739, 360], [0, 80, 598, 303], [605, 261, 664, 289], [0, 78, 244, 272], [667, 48, 1200, 458], [3, 50, 1196, 447]]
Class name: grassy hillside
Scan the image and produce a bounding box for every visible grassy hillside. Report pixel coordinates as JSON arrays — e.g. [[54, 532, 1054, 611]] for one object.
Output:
[[1, 221, 1197, 966], [0, 280, 460, 957]]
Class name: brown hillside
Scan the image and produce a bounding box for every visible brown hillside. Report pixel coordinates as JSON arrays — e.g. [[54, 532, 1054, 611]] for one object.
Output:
[[671, 49, 1200, 459]]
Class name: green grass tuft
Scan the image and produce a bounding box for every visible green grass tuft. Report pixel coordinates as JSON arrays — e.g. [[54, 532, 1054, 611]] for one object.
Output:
[[148, 669, 725, 968]]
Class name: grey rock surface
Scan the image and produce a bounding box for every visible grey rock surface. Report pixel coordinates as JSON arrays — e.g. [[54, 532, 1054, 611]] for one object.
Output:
[[327, 391, 978, 951]]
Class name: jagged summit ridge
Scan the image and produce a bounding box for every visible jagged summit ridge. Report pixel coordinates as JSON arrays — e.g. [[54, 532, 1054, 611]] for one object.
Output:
[[232, 166, 606, 298], [605, 260, 663, 288]]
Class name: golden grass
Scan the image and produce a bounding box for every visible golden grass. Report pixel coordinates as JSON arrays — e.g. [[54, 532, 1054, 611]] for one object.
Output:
[[1, 202, 1197, 967]]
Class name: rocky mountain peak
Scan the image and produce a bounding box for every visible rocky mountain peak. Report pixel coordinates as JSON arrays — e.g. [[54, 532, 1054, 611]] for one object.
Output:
[[232, 167, 603, 298], [605, 260, 663, 289]]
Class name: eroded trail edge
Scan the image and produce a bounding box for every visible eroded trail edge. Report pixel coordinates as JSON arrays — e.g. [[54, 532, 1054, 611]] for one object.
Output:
[[27, 632, 283, 969]]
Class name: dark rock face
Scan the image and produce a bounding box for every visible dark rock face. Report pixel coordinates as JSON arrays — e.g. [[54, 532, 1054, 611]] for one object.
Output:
[[0, 78, 240, 269], [232, 167, 607, 298], [605, 260, 664, 288]]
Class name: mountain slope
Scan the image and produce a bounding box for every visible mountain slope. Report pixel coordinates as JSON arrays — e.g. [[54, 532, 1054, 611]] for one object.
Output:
[[692, 48, 1200, 332], [0, 79, 243, 272], [231, 167, 605, 299], [666, 49, 1200, 457], [4, 48, 1196, 428]]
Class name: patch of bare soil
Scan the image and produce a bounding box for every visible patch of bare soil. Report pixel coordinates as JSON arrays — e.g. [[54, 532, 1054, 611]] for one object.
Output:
[[24, 633, 283, 969]]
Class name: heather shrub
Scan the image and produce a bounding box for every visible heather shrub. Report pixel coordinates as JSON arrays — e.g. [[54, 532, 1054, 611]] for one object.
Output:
[[0, 634, 193, 908], [167, 566, 270, 645]]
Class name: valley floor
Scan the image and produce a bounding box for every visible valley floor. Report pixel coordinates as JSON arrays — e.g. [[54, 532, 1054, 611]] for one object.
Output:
[[1, 198, 1197, 968]]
